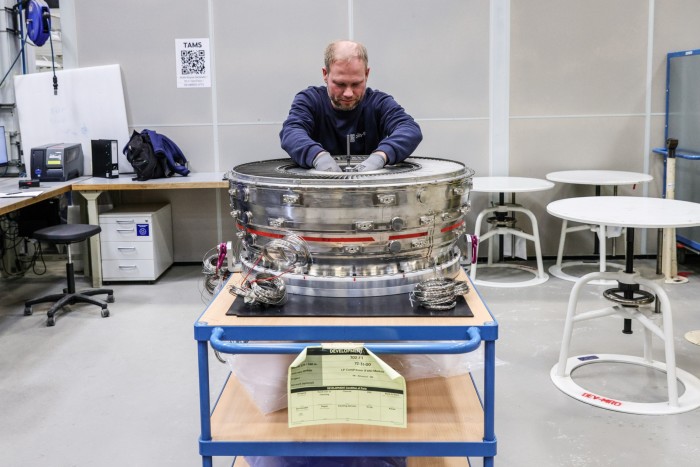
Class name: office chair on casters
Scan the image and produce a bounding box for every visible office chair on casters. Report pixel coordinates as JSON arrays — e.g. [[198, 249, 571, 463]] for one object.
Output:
[[24, 224, 114, 327]]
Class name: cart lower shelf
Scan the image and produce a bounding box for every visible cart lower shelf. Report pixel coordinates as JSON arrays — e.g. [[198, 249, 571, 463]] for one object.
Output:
[[204, 372, 486, 458], [232, 455, 470, 466]]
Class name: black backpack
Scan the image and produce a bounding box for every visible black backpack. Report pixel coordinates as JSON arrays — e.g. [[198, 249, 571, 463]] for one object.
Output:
[[123, 131, 167, 181], [123, 130, 190, 181]]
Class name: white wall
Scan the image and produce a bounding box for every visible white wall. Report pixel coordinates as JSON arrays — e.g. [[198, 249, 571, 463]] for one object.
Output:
[[54, 0, 700, 260]]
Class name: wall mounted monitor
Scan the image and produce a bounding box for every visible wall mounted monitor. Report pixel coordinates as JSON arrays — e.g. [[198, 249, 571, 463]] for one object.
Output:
[[0, 126, 9, 168]]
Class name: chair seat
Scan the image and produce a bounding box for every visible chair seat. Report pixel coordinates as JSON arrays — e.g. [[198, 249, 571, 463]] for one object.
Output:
[[25, 222, 112, 327], [32, 224, 101, 244]]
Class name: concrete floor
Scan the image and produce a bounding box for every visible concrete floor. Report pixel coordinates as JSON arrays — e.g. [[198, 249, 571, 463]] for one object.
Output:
[[1, 257, 700, 466]]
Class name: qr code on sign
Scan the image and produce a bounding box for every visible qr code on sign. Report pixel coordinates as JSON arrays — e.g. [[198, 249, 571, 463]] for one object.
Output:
[[181, 49, 206, 75]]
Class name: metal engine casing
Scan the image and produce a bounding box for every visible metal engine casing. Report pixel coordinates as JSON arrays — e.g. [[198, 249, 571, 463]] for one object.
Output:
[[228, 156, 474, 297]]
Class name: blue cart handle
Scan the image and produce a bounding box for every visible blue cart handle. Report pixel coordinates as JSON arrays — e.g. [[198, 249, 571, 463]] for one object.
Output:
[[209, 327, 481, 355]]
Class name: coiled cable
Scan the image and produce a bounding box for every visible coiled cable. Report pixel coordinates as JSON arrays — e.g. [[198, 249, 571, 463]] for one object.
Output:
[[262, 233, 311, 269], [231, 233, 310, 308], [229, 272, 287, 306], [410, 278, 470, 311], [201, 248, 221, 295], [201, 242, 234, 300]]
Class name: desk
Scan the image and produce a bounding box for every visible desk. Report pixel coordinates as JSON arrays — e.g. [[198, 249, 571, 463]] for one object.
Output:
[[1, 177, 91, 275], [548, 196, 700, 415], [545, 170, 653, 284], [469, 176, 554, 287], [72, 173, 228, 287], [1, 177, 87, 216]]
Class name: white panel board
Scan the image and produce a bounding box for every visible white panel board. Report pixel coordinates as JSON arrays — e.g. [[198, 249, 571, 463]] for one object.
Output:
[[14, 64, 130, 175]]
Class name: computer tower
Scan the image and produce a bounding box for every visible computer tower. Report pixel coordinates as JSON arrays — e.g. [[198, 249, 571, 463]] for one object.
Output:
[[91, 139, 119, 178]]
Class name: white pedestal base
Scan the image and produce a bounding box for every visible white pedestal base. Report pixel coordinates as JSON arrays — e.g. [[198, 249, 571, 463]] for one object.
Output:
[[551, 354, 700, 415], [471, 263, 549, 288], [470, 204, 547, 288], [552, 269, 700, 415]]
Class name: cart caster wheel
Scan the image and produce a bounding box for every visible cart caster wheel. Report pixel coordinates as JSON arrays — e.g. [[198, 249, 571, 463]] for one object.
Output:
[[24, 306, 33, 316], [46, 316, 55, 327], [106, 294, 115, 303], [101, 309, 110, 318]]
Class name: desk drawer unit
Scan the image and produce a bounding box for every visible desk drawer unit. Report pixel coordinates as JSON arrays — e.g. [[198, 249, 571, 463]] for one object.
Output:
[[99, 203, 173, 281]]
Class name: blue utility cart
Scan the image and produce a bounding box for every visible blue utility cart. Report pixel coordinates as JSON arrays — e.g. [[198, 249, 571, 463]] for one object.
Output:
[[194, 270, 498, 466]]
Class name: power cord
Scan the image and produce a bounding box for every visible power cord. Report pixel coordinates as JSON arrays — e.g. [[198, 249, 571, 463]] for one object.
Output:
[[1, 2, 57, 93], [0, 32, 27, 89], [0, 214, 48, 277], [47, 10, 57, 94]]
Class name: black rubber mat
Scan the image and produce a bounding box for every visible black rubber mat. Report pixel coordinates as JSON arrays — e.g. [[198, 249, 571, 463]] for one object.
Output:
[[227, 292, 473, 318]]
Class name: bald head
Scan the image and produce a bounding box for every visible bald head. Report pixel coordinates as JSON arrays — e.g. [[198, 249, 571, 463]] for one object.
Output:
[[324, 40, 369, 72], [322, 40, 370, 111]]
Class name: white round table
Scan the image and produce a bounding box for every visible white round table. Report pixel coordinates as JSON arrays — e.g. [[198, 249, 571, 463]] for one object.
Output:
[[546, 170, 653, 188], [546, 170, 653, 284], [469, 177, 554, 287], [548, 196, 700, 415]]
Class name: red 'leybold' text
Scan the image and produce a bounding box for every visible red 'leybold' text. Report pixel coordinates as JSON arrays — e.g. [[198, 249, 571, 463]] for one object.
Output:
[[581, 392, 622, 407]]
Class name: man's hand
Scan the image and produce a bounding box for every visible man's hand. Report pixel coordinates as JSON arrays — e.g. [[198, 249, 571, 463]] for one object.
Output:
[[313, 151, 342, 172], [354, 153, 386, 172]]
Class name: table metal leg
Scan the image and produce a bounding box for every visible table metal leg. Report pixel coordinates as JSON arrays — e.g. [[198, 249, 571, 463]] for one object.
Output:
[[497, 193, 505, 263], [553, 270, 620, 377], [553, 219, 568, 270], [483, 339, 496, 442], [595, 224, 607, 273], [470, 204, 548, 287], [549, 221, 623, 284], [520, 206, 545, 279], [198, 340, 213, 466], [78, 191, 104, 288]]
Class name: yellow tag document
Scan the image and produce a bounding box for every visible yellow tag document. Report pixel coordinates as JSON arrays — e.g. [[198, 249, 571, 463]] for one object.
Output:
[[288, 343, 407, 428]]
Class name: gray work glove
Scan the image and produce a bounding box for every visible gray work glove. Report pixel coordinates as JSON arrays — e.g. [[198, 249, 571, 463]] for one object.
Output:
[[313, 151, 342, 172], [354, 153, 386, 172]]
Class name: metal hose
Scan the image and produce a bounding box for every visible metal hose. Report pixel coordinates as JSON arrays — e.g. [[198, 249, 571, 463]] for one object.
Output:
[[410, 278, 470, 311]]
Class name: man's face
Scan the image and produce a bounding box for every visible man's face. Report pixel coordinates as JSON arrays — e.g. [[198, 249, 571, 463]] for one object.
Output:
[[323, 58, 369, 111]]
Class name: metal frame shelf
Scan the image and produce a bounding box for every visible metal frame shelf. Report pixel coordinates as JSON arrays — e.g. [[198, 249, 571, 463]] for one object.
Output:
[[194, 270, 498, 466], [654, 47, 700, 256]]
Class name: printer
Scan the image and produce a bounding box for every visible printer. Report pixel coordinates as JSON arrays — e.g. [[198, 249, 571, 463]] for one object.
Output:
[[30, 143, 84, 181]]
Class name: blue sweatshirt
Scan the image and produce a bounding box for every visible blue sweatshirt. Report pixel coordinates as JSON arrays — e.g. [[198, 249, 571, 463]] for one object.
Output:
[[280, 86, 423, 168]]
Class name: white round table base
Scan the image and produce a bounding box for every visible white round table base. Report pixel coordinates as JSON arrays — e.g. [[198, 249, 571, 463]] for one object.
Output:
[[685, 330, 700, 346], [548, 260, 624, 285], [551, 354, 700, 415], [470, 201, 548, 288], [665, 275, 689, 284], [470, 263, 549, 288]]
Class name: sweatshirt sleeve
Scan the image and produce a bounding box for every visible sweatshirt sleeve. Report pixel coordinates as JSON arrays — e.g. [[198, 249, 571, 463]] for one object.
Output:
[[279, 89, 326, 168], [373, 94, 423, 165]]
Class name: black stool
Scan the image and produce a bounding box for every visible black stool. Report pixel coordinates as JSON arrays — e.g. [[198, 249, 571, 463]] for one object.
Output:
[[24, 224, 114, 327]]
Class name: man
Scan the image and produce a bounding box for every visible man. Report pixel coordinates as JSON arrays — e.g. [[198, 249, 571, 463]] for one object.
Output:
[[280, 40, 423, 172]]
